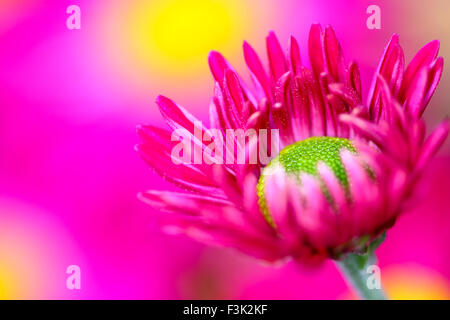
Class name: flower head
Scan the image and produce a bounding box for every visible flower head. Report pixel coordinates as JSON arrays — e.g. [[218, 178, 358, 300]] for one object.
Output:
[[136, 24, 448, 265]]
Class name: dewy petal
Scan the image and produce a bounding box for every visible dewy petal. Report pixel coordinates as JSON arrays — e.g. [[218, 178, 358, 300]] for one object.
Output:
[[156, 95, 206, 136], [212, 88, 234, 130], [367, 34, 404, 118], [136, 125, 221, 193], [293, 69, 314, 137], [209, 51, 258, 107], [243, 40, 272, 99], [323, 25, 344, 82], [273, 73, 295, 145], [288, 35, 302, 75], [328, 83, 360, 110], [157, 96, 224, 168], [266, 31, 287, 83], [339, 114, 386, 147], [308, 24, 325, 78], [208, 50, 229, 84], [224, 69, 245, 113], [138, 25, 448, 265], [293, 67, 327, 136], [215, 74, 244, 130], [209, 98, 227, 133], [223, 69, 246, 126], [348, 61, 362, 98]]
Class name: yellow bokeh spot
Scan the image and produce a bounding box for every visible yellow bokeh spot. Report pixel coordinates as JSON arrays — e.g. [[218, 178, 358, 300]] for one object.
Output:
[[151, 0, 232, 60], [0, 264, 25, 300], [119, 0, 248, 74], [384, 265, 450, 300], [341, 265, 450, 300]]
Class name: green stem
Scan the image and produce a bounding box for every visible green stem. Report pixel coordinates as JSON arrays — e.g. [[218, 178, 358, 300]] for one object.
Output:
[[336, 252, 388, 300]]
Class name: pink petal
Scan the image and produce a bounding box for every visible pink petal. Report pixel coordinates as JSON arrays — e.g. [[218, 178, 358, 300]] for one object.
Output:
[[293, 70, 314, 137], [341, 150, 373, 201], [241, 173, 275, 233], [266, 31, 287, 83], [349, 61, 362, 98], [323, 25, 344, 82], [139, 191, 230, 215], [183, 223, 285, 262], [212, 88, 234, 129], [376, 75, 393, 123], [415, 119, 449, 173], [136, 125, 217, 187], [308, 24, 325, 78], [263, 166, 287, 211], [317, 162, 347, 209], [341, 150, 379, 233], [288, 35, 302, 75], [156, 95, 205, 138], [136, 142, 221, 195], [243, 41, 272, 99], [328, 83, 360, 110], [211, 164, 242, 205], [367, 33, 399, 100], [339, 114, 385, 147], [209, 98, 227, 133], [224, 69, 245, 126], [367, 34, 404, 117], [400, 40, 440, 100], [297, 173, 334, 247], [208, 50, 229, 84], [273, 73, 295, 144], [403, 68, 428, 118], [423, 56, 444, 108]]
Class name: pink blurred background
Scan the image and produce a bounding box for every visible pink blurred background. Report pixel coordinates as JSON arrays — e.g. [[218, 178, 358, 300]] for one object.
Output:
[[0, 0, 449, 299]]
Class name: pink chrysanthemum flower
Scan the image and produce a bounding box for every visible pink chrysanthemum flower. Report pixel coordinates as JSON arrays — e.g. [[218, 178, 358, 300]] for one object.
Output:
[[136, 24, 448, 298]]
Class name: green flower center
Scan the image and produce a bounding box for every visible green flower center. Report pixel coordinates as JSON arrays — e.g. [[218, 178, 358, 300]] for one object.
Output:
[[257, 136, 356, 226]]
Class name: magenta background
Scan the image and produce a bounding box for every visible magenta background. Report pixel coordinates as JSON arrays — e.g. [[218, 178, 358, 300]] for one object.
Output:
[[0, 0, 449, 299]]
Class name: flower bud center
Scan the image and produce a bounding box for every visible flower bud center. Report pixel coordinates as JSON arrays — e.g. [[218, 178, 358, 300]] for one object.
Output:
[[257, 136, 356, 226]]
